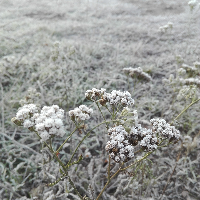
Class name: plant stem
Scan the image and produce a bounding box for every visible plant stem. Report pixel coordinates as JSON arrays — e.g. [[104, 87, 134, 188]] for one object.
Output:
[[56, 127, 78, 153], [95, 102, 109, 129], [96, 157, 118, 200], [68, 176, 84, 200], [121, 152, 153, 171], [173, 98, 200, 122], [66, 120, 119, 167]]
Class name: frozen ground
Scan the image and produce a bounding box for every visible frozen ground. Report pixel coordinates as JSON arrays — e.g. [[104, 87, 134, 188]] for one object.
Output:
[[0, 0, 200, 200]]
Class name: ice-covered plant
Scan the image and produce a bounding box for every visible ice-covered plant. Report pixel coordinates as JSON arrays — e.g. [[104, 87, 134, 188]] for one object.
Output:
[[159, 22, 173, 33], [123, 67, 152, 82], [11, 88, 200, 200]]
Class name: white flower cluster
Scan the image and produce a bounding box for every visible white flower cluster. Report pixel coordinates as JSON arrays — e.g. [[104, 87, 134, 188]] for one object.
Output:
[[33, 105, 65, 142], [193, 61, 200, 68], [179, 78, 200, 87], [177, 68, 186, 76], [181, 63, 197, 71], [85, 88, 134, 107], [105, 125, 135, 163], [16, 104, 39, 127], [130, 124, 158, 151], [177, 85, 197, 100], [15, 104, 65, 142], [85, 88, 106, 101], [69, 105, 93, 122], [106, 90, 134, 107], [123, 67, 152, 82], [150, 118, 180, 141], [106, 123, 160, 162], [159, 22, 173, 33], [188, 0, 199, 11], [140, 134, 158, 151]]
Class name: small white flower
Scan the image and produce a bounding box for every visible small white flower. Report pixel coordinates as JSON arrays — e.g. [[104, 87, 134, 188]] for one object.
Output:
[[115, 156, 120, 162], [35, 123, 45, 131], [23, 119, 34, 128], [44, 118, 54, 128], [54, 118, 63, 128], [69, 105, 93, 122], [40, 131, 50, 142]]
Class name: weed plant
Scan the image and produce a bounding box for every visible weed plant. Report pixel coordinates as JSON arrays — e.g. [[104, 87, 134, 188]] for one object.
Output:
[[0, 0, 200, 200]]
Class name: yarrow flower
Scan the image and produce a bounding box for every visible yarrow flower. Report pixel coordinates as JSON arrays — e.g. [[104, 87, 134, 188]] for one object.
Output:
[[106, 90, 134, 107], [14, 104, 39, 127], [130, 124, 158, 151], [179, 78, 200, 87], [177, 85, 197, 100], [181, 63, 197, 73], [106, 124, 159, 163], [105, 125, 135, 163], [159, 22, 173, 33], [188, 0, 198, 11], [106, 118, 180, 163], [123, 67, 152, 82], [85, 88, 134, 107], [33, 105, 65, 142], [150, 118, 180, 142], [14, 104, 65, 142], [85, 88, 106, 101], [69, 105, 93, 122]]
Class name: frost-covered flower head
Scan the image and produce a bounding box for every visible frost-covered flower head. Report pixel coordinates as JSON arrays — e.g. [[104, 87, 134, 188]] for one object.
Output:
[[106, 90, 134, 107], [85, 88, 106, 101], [123, 67, 152, 82], [85, 88, 134, 107], [179, 78, 200, 87], [14, 104, 65, 142], [181, 63, 197, 73], [159, 22, 173, 33], [177, 85, 197, 100], [177, 68, 187, 76], [15, 104, 39, 128], [188, 0, 198, 11], [106, 125, 135, 163], [106, 117, 180, 162], [33, 105, 65, 142], [16, 104, 39, 120], [150, 118, 180, 142], [130, 124, 158, 151], [193, 61, 200, 68], [69, 105, 93, 122]]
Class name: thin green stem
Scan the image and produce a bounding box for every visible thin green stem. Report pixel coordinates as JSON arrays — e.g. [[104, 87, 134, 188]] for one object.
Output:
[[49, 138, 54, 151], [112, 106, 115, 119], [32, 130, 66, 171], [95, 102, 109, 129], [104, 104, 112, 115], [56, 127, 78, 153], [96, 159, 122, 200], [121, 152, 152, 171], [96, 179, 110, 200], [68, 176, 84, 200], [66, 119, 119, 168], [172, 98, 200, 123]]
